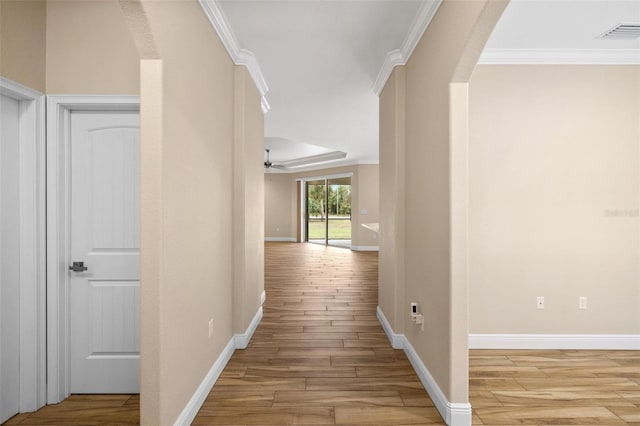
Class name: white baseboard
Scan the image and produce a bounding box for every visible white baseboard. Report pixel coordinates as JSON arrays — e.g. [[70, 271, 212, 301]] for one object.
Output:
[[235, 306, 263, 350], [264, 237, 296, 242], [260, 290, 266, 305], [376, 306, 404, 349], [469, 334, 640, 350], [351, 245, 379, 252], [174, 306, 263, 425], [173, 338, 235, 426], [377, 307, 471, 426]]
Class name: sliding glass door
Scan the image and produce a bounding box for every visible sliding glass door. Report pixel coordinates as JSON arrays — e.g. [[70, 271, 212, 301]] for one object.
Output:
[[305, 177, 351, 248]]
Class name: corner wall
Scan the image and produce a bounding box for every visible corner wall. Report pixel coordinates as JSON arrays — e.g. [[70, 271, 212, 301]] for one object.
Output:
[[233, 66, 265, 335], [140, 1, 236, 422], [134, 1, 264, 423], [378, 66, 406, 333], [378, 0, 507, 414]]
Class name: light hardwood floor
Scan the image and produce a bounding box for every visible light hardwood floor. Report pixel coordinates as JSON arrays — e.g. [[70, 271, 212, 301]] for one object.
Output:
[[3, 242, 639, 425], [2, 394, 139, 425], [193, 242, 442, 425], [470, 349, 640, 425]]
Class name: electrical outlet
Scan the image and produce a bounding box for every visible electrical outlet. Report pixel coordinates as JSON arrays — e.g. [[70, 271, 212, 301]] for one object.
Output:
[[579, 296, 587, 310], [537, 296, 545, 309], [410, 302, 418, 316], [208, 318, 214, 338]]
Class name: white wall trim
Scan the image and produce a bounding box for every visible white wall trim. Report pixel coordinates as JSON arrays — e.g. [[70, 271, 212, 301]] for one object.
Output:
[[0, 77, 47, 413], [46, 95, 140, 404], [295, 172, 354, 182], [469, 334, 640, 350], [174, 305, 264, 425], [377, 307, 471, 426], [376, 306, 404, 349], [173, 338, 235, 426], [351, 245, 379, 252], [278, 159, 361, 174], [234, 306, 263, 349], [260, 290, 266, 306], [478, 48, 640, 65], [264, 237, 296, 242], [372, 0, 442, 95], [198, 0, 270, 113], [372, 50, 404, 97]]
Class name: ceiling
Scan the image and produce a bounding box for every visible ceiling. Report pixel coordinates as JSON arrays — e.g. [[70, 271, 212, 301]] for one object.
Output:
[[213, 0, 640, 172], [481, 0, 640, 63], [219, 0, 425, 169]]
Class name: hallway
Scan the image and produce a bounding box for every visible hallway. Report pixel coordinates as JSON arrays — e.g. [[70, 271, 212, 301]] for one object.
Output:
[[192, 242, 443, 424]]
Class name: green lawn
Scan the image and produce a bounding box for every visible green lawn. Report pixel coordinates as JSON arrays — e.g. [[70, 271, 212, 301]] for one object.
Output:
[[308, 218, 351, 240]]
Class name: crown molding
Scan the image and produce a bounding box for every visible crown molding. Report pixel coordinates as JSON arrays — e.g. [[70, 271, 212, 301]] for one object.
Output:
[[400, 0, 442, 64], [372, 50, 404, 96], [280, 150, 347, 168], [478, 48, 640, 65], [372, 0, 442, 95], [260, 97, 271, 115], [199, 0, 271, 113]]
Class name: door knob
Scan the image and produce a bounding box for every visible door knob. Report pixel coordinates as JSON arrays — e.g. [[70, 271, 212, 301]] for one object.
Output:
[[69, 261, 88, 272]]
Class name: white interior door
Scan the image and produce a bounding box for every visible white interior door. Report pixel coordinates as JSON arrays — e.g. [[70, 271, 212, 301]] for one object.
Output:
[[69, 110, 140, 393], [0, 94, 21, 422]]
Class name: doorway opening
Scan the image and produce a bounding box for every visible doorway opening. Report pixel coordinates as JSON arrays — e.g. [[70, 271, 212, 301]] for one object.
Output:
[[304, 176, 351, 248]]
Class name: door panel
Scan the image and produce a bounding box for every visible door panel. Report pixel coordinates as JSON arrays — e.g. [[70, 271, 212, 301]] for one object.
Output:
[[306, 180, 326, 244], [326, 178, 351, 247], [0, 94, 21, 423], [69, 111, 140, 394]]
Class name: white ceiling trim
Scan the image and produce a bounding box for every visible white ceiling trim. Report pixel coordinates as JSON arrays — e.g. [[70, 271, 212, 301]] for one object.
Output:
[[280, 151, 347, 168], [479, 48, 640, 65], [199, 0, 271, 113], [372, 0, 442, 95]]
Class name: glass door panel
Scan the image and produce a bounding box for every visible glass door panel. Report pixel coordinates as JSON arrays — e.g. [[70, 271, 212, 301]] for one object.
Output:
[[327, 178, 351, 248], [306, 180, 326, 245]]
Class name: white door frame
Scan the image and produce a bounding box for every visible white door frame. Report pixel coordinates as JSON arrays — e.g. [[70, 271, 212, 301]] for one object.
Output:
[[0, 77, 46, 413], [46, 95, 140, 403]]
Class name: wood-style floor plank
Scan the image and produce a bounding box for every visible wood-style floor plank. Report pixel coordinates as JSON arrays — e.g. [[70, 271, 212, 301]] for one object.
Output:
[[195, 242, 438, 425], [470, 349, 640, 425]]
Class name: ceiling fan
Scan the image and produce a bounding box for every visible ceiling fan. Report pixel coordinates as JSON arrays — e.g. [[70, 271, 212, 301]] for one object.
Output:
[[264, 149, 286, 170]]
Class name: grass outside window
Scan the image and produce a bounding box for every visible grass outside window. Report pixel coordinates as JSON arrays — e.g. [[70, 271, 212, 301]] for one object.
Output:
[[308, 218, 351, 240]]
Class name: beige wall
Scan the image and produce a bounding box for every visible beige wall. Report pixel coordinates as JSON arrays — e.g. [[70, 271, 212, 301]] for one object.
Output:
[[233, 66, 265, 334], [140, 1, 235, 423], [135, 1, 263, 424], [378, 0, 506, 404], [46, 0, 139, 94], [378, 67, 406, 333], [353, 164, 380, 248], [264, 164, 379, 248], [0, 0, 46, 92], [265, 173, 295, 240], [469, 65, 640, 335]]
